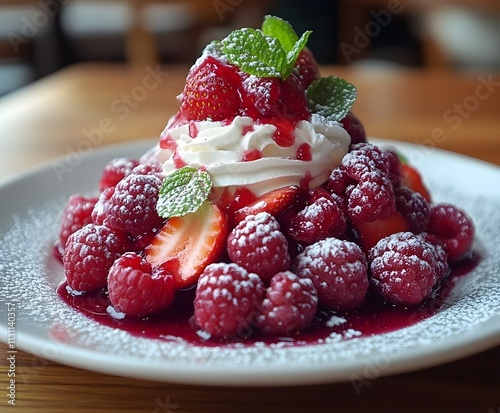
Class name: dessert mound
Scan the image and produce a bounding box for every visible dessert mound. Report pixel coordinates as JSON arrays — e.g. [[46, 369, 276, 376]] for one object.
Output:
[[55, 16, 476, 343]]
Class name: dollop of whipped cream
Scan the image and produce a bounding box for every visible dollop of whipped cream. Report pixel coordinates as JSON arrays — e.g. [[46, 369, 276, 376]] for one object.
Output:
[[142, 115, 350, 197]]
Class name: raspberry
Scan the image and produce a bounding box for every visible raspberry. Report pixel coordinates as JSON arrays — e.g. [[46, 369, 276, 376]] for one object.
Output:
[[130, 163, 164, 177], [59, 195, 98, 250], [287, 193, 346, 244], [227, 212, 290, 283], [341, 111, 366, 145], [98, 158, 140, 192], [193, 262, 265, 339], [91, 186, 114, 225], [395, 187, 430, 234], [426, 203, 475, 261], [295, 238, 369, 311], [327, 167, 353, 196], [347, 171, 396, 223], [345, 143, 393, 178], [256, 271, 318, 334], [294, 48, 321, 90], [104, 173, 164, 238], [107, 252, 175, 317], [368, 232, 446, 305], [63, 224, 129, 292]]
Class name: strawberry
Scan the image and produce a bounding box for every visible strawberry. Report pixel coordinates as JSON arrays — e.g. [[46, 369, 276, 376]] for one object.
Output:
[[278, 72, 310, 121], [233, 186, 299, 223], [354, 211, 410, 253], [145, 201, 228, 289], [294, 47, 321, 90], [400, 163, 431, 202], [180, 56, 240, 121], [239, 74, 281, 119]]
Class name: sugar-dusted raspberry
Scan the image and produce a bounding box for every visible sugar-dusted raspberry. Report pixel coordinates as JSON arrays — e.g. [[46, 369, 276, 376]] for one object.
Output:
[[256, 271, 318, 334], [327, 167, 353, 196], [395, 186, 430, 234], [59, 194, 98, 250], [104, 173, 164, 238], [368, 232, 445, 305], [98, 158, 140, 192], [426, 203, 475, 261], [347, 171, 396, 223], [130, 163, 164, 178], [91, 186, 114, 225], [340, 111, 366, 145], [63, 224, 129, 292], [193, 262, 265, 339], [295, 238, 369, 311], [107, 252, 175, 317], [227, 212, 290, 283], [345, 143, 393, 178], [287, 193, 346, 244]]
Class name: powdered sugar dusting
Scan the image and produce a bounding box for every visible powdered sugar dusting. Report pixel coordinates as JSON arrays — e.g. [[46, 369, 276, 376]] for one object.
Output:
[[0, 145, 499, 385]]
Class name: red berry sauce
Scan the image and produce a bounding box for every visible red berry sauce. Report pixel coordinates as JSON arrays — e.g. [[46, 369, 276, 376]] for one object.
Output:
[[56, 252, 480, 348]]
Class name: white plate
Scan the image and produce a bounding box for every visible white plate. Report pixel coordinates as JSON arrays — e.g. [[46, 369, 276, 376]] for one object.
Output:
[[1, 138, 499, 387]]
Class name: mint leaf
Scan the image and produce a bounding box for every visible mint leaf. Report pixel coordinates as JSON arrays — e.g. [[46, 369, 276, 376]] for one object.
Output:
[[156, 167, 213, 219], [222, 28, 286, 78], [261, 15, 298, 52], [283, 30, 312, 78], [306, 76, 357, 122]]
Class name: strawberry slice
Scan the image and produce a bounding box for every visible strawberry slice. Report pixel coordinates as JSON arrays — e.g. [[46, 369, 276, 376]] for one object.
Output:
[[233, 186, 299, 223], [355, 211, 409, 253], [400, 164, 431, 203], [145, 201, 227, 289]]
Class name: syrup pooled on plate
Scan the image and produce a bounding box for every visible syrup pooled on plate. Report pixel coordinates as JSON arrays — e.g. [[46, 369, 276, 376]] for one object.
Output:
[[54, 16, 477, 345]]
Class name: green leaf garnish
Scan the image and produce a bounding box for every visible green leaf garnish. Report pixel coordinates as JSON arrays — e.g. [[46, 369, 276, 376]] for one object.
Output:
[[222, 28, 286, 78], [306, 76, 357, 122], [156, 167, 213, 219], [221, 17, 311, 79], [261, 15, 298, 52]]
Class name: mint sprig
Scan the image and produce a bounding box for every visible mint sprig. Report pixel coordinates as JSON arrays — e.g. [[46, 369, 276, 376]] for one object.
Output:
[[306, 76, 357, 122], [221, 23, 311, 79], [261, 15, 298, 52], [156, 167, 213, 219]]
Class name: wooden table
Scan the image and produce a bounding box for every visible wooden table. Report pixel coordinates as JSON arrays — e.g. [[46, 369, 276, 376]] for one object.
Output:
[[0, 63, 499, 412]]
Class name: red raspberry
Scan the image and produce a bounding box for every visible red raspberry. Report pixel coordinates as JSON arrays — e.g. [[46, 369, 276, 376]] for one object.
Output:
[[347, 171, 396, 223], [345, 143, 393, 178], [63, 224, 129, 292], [239, 74, 281, 119], [395, 186, 430, 234], [287, 193, 346, 244], [341, 111, 367, 145], [278, 72, 310, 121], [256, 271, 318, 334], [107, 252, 175, 317], [368, 232, 447, 305], [98, 158, 140, 192], [295, 238, 369, 311], [59, 195, 98, 250], [180, 56, 241, 121], [327, 167, 354, 196], [294, 48, 321, 90], [104, 173, 164, 238], [426, 203, 475, 261], [91, 186, 114, 225], [227, 212, 290, 283], [193, 262, 265, 339], [130, 163, 164, 177]]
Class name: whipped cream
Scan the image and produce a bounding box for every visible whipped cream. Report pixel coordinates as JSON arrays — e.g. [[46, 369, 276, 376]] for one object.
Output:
[[144, 115, 350, 197]]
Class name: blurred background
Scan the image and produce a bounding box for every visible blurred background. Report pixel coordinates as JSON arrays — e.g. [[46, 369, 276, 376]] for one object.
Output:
[[1, 0, 499, 96]]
